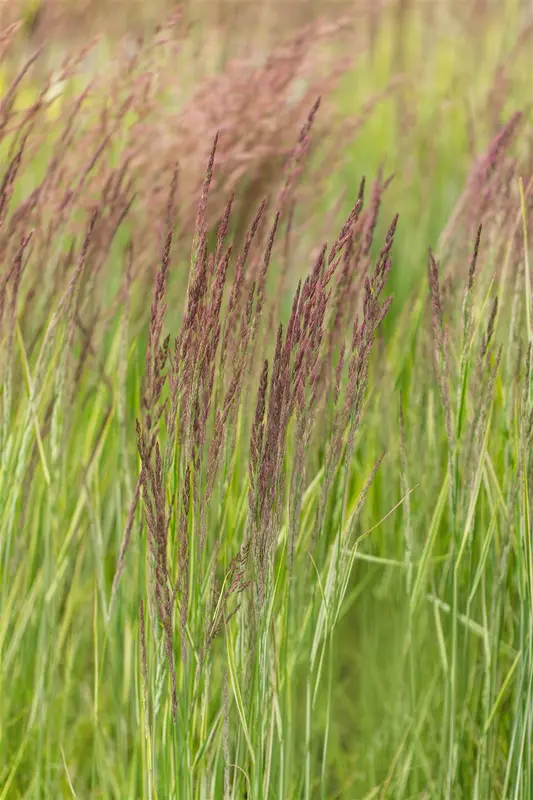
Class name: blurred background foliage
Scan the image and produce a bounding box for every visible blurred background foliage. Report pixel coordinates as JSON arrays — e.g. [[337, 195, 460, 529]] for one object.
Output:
[[3, 0, 533, 312]]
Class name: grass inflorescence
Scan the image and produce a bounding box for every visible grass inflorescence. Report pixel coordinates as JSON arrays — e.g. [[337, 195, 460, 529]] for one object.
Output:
[[2, 3, 533, 798]]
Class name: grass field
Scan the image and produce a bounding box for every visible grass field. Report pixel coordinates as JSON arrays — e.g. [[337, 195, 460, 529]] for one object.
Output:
[[2, 2, 533, 797]]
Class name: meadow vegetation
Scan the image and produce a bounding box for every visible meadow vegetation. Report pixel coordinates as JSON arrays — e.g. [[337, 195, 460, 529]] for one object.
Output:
[[1, 2, 533, 797]]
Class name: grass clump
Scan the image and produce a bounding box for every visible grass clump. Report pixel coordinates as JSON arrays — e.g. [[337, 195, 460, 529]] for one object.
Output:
[[2, 4, 533, 798]]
